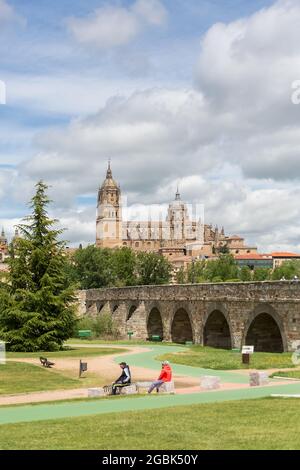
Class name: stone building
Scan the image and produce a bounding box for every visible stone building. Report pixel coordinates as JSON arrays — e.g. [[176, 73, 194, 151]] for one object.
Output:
[[0, 228, 8, 263], [96, 163, 257, 258]]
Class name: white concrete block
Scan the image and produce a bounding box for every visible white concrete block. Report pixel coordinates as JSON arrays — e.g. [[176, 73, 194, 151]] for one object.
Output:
[[160, 381, 175, 393], [249, 371, 269, 387], [200, 376, 221, 390], [120, 384, 138, 395]]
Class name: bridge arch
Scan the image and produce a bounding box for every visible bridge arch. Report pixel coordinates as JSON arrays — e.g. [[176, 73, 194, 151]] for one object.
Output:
[[127, 305, 137, 322], [244, 306, 285, 353], [203, 310, 232, 349], [171, 308, 193, 343], [147, 307, 164, 339]]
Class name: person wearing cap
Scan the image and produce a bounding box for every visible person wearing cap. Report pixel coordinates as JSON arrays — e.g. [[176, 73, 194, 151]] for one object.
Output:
[[148, 361, 172, 394], [112, 362, 131, 395]]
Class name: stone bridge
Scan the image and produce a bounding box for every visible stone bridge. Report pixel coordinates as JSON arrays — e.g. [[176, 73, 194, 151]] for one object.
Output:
[[77, 281, 300, 352]]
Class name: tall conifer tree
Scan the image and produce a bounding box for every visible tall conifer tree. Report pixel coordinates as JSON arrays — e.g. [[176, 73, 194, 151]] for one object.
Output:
[[0, 181, 76, 351]]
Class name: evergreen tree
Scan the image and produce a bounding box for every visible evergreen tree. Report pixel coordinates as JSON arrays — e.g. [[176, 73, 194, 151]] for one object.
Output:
[[0, 181, 76, 351]]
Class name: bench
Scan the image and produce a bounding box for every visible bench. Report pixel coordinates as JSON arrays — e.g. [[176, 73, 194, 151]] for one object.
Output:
[[78, 330, 92, 339], [150, 335, 162, 342], [103, 383, 138, 396], [39, 357, 55, 368]]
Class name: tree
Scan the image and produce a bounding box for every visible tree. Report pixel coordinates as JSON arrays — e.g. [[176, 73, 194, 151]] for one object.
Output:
[[176, 266, 187, 284], [203, 254, 239, 282], [0, 181, 76, 351], [239, 266, 252, 282], [111, 247, 138, 286], [253, 267, 271, 281], [187, 259, 206, 283], [68, 245, 114, 289], [271, 260, 300, 280], [136, 252, 172, 285]]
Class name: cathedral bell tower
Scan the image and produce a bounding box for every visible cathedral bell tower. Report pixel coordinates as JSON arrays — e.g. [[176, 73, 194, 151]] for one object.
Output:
[[96, 162, 122, 248]]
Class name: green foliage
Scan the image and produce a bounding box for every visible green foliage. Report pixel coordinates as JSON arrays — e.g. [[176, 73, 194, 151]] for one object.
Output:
[[239, 266, 252, 281], [66, 246, 171, 288], [187, 260, 206, 283], [203, 255, 239, 282], [68, 245, 114, 289], [175, 266, 186, 284], [271, 260, 300, 280], [253, 267, 271, 281], [76, 314, 118, 339], [136, 252, 172, 285], [0, 181, 76, 352], [111, 247, 138, 286]]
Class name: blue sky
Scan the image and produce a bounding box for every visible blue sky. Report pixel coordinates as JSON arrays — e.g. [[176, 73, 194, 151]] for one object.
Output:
[[1, 0, 300, 251]]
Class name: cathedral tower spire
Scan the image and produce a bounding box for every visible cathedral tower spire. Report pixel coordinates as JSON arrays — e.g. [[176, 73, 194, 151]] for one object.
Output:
[[96, 162, 122, 248]]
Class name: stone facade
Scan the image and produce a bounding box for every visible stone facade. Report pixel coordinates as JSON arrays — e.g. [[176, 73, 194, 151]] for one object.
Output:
[[77, 281, 300, 352]]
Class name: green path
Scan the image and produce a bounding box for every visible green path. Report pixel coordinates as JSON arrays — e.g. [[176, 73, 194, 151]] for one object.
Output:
[[1, 382, 300, 425], [113, 344, 249, 384], [1, 343, 295, 426]]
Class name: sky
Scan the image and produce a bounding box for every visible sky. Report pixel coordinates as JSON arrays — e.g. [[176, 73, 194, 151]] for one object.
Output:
[[1, 0, 300, 252]]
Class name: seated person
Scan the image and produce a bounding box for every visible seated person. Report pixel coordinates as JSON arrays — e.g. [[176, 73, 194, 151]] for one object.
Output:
[[112, 362, 131, 395], [148, 361, 172, 394]]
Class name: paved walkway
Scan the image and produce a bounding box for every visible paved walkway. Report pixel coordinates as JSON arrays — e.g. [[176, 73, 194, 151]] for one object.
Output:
[[1, 343, 299, 424], [1, 382, 300, 425]]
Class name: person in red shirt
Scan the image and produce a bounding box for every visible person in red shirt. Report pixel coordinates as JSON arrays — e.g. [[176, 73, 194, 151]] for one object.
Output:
[[148, 361, 172, 394]]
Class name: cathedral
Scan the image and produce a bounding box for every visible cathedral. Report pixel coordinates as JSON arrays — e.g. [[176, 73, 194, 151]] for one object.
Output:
[[96, 163, 257, 260]]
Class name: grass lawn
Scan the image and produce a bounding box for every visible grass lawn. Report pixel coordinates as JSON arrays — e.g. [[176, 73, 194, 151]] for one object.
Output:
[[1, 398, 300, 450], [270, 370, 300, 379], [7, 347, 127, 359], [67, 338, 177, 346], [1, 347, 128, 394], [0, 362, 80, 395], [158, 345, 294, 370]]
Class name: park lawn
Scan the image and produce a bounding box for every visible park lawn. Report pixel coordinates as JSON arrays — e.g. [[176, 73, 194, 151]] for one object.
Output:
[[7, 347, 127, 359], [1, 398, 300, 450], [66, 338, 177, 346], [270, 370, 300, 379], [0, 362, 80, 395], [1, 347, 128, 394], [158, 345, 294, 370]]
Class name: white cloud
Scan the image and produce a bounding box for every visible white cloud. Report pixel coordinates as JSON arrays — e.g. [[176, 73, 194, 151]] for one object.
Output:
[[5, 0, 300, 252], [0, 0, 24, 26], [67, 0, 167, 49], [0, 0, 14, 23]]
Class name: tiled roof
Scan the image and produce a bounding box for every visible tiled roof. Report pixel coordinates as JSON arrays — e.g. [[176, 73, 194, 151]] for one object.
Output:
[[271, 252, 300, 258]]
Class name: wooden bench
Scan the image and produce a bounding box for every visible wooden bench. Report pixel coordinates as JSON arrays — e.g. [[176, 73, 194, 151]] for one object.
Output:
[[39, 357, 55, 368]]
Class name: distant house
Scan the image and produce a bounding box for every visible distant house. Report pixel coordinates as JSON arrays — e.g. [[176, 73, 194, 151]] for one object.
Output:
[[235, 253, 273, 270]]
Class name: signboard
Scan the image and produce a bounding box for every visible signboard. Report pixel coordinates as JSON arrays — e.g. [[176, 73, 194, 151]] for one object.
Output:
[[242, 346, 254, 355]]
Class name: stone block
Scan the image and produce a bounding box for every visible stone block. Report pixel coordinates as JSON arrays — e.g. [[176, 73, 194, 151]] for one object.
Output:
[[119, 384, 138, 395], [136, 381, 153, 392], [88, 387, 105, 397], [160, 381, 175, 394], [249, 371, 269, 387], [200, 376, 221, 390]]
